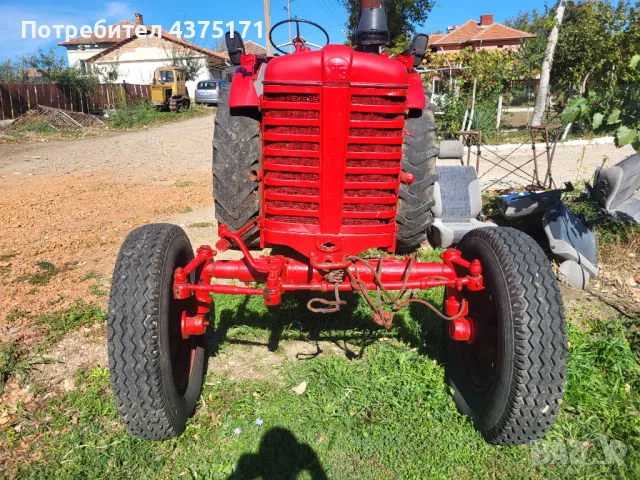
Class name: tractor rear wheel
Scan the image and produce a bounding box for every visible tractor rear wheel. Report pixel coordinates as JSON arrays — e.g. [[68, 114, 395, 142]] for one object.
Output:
[[107, 223, 207, 440], [444, 227, 568, 445], [396, 96, 438, 252], [212, 86, 261, 247]]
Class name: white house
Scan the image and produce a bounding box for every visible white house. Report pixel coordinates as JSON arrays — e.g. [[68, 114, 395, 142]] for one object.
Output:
[[59, 14, 229, 98], [59, 16, 141, 72]]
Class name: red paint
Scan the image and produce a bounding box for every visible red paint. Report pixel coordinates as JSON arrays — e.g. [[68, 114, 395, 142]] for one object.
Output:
[[260, 46, 410, 261], [173, 220, 484, 335], [181, 311, 209, 339], [406, 72, 426, 110], [229, 65, 260, 108], [176, 43, 486, 335], [399, 171, 415, 184], [449, 317, 472, 342]]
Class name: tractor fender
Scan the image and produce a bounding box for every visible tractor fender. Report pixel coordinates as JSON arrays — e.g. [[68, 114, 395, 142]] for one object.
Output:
[[406, 72, 426, 110], [229, 66, 260, 108]]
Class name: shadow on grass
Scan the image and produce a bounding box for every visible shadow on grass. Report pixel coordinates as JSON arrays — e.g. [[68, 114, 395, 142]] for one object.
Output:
[[206, 287, 445, 363], [228, 427, 327, 480]]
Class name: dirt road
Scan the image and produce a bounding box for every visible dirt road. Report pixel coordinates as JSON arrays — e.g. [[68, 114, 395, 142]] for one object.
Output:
[[0, 115, 218, 337]]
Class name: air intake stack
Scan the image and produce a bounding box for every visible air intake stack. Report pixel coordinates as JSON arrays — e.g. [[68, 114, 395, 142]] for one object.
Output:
[[355, 0, 390, 53]]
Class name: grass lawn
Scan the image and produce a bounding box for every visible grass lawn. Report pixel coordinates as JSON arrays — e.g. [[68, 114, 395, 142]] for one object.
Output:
[[2, 257, 639, 478]]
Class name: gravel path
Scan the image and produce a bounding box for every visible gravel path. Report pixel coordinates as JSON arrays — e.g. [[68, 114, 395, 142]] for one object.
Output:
[[0, 115, 214, 177], [438, 142, 637, 190]]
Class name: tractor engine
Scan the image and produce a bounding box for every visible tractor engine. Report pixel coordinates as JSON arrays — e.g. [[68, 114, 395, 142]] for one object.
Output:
[[218, 0, 431, 262], [260, 46, 412, 264]]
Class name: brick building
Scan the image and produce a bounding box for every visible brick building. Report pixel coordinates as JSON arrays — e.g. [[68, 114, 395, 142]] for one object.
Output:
[[428, 15, 535, 54]]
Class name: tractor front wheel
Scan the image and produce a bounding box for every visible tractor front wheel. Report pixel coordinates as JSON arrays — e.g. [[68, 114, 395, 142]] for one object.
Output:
[[444, 227, 568, 445], [107, 223, 207, 440]]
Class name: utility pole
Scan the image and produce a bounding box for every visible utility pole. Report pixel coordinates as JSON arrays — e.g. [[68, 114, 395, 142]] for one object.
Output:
[[264, 0, 273, 56], [286, 0, 293, 53]]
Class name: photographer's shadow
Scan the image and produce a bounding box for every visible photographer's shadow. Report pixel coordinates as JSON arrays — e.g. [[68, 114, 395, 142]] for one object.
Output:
[[227, 427, 327, 480]]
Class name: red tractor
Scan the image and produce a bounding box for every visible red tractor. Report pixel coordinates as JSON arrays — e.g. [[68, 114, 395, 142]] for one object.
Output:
[[107, 2, 568, 445]]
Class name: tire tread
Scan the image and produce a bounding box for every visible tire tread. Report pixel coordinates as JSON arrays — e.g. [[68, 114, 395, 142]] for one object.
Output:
[[457, 227, 568, 445], [108, 223, 190, 440]]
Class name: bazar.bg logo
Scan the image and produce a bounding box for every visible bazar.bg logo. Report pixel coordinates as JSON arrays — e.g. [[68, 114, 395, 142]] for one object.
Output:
[[21, 20, 263, 42], [531, 435, 628, 467]]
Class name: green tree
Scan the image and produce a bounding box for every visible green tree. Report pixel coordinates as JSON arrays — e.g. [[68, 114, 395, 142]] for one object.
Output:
[[551, 0, 635, 97], [563, 55, 640, 150], [422, 48, 530, 136], [0, 59, 29, 83], [341, 0, 436, 49], [504, 9, 549, 71], [24, 48, 98, 93], [166, 46, 204, 82], [508, 1, 640, 102], [423, 48, 528, 101]]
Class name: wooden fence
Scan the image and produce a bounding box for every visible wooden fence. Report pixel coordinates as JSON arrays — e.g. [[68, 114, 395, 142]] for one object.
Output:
[[0, 83, 152, 120]]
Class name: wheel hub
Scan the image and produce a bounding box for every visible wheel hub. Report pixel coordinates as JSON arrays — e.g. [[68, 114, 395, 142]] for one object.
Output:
[[181, 311, 209, 339], [449, 316, 474, 342]]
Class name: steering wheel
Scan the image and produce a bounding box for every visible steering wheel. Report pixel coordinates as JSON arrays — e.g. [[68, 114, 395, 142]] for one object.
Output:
[[269, 19, 330, 55]]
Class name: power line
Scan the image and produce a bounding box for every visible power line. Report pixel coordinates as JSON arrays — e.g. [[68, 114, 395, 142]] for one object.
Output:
[[325, 0, 345, 19], [315, 0, 342, 22]]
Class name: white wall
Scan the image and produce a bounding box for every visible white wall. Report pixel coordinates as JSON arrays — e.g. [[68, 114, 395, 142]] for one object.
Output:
[[92, 42, 221, 97], [65, 44, 111, 68]]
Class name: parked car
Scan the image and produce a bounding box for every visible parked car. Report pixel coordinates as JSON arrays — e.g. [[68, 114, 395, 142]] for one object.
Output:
[[195, 80, 227, 105]]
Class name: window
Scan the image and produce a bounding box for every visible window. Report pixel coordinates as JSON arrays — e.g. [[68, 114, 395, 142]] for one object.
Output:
[[159, 70, 174, 82], [226, 73, 233, 81], [108, 71, 117, 81], [197, 80, 227, 90], [79, 60, 86, 72]]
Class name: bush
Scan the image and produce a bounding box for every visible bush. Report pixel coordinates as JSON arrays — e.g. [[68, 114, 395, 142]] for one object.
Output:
[[106, 101, 210, 129], [107, 101, 157, 129], [471, 104, 496, 134], [562, 56, 640, 150], [435, 87, 466, 139]]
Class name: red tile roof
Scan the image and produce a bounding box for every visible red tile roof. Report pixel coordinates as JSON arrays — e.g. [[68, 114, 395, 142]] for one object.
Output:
[[220, 40, 267, 59], [428, 18, 535, 47], [57, 20, 137, 46], [85, 26, 227, 62], [244, 40, 266, 55]]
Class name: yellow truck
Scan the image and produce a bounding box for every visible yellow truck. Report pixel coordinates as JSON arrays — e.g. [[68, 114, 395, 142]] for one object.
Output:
[[150, 66, 190, 112]]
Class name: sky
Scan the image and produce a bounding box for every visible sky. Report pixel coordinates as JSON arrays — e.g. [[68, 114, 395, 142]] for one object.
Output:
[[0, 0, 548, 62]]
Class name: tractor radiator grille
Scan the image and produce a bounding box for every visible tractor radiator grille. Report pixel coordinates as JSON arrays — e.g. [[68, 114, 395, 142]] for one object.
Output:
[[262, 85, 407, 234], [343, 88, 406, 227], [262, 86, 322, 226]]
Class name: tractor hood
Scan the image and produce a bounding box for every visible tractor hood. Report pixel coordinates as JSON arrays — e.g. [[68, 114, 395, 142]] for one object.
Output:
[[263, 45, 409, 87]]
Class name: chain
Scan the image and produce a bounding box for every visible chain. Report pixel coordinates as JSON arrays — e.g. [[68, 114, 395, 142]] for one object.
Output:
[[307, 281, 347, 313], [305, 254, 467, 327]]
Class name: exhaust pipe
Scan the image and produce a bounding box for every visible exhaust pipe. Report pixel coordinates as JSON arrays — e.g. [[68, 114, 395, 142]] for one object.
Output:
[[356, 0, 389, 53]]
